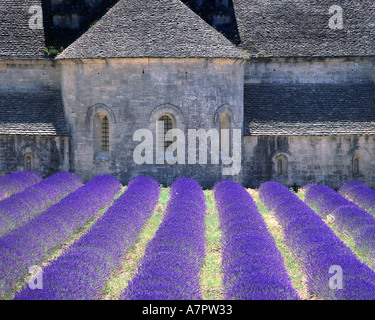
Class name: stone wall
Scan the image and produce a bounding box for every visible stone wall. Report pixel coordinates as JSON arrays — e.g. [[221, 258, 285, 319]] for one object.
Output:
[[0, 60, 60, 91], [245, 56, 375, 84], [0, 60, 69, 178], [0, 136, 69, 177], [242, 57, 375, 189], [59, 57, 244, 187], [244, 135, 375, 189]]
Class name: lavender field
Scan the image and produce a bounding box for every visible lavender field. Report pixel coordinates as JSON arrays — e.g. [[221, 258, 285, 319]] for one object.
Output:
[[1, 171, 375, 300]]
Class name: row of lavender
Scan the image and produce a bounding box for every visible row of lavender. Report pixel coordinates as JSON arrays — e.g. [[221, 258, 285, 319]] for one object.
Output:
[[15, 176, 159, 300], [0, 172, 83, 237], [0, 171, 42, 200], [121, 178, 206, 300], [305, 182, 375, 258], [339, 181, 375, 215], [214, 180, 298, 300], [259, 181, 375, 299], [0, 174, 122, 298], [5, 169, 375, 300]]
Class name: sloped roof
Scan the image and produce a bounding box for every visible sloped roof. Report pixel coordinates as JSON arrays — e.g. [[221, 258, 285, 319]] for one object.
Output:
[[0, 91, 68, 136], [57, 0, 248, 60], [233, 0, 375, 57], [244, 83, 375, 136], [0, 0, 47, 60]]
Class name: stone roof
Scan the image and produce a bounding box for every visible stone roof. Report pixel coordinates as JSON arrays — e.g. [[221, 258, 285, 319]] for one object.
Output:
[[0, 91, 68, 136], [244, 83, 375, 136], [233, 0, 375, 57], [0, 0, 47, 60], [57, 0, 248, 60]]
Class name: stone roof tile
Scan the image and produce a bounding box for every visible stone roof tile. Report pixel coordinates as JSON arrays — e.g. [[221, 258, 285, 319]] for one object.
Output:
[[0, 91, 68, 136], [57, 0, 248, 60], [0, 0, 47, 60], [244, 83, 375, 136], [233, 0, 375, 57]]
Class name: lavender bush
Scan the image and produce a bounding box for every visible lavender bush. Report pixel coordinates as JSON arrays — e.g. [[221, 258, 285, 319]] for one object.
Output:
[[305, 184, 375, 258], [0, 171, 42, 200], [338, 181, 365, 196], [338, 181, 375, 215], [304, 184, 353, 219], [121, 177, 206, 300], [259, 181, 375, 300], [214, 180, 298, 300], [0, 174, 121, 298], [0, 172, 83, 237], [14, 175, 159, 300]]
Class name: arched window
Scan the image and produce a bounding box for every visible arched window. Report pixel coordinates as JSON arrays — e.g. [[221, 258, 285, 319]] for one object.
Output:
[[86, 104, 116, 160], [158, 114, 174, 153], [24, 153, 34, 171], [353, 155, 361, 176], [219, 112, 232, 158], [276, 155, 288, 176]]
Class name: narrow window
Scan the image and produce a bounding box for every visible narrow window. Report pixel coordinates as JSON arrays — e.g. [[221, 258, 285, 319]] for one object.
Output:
[[276, 155, 288, 176], [277, 157, 283, 175], [220, 113, 232, 158], [159, 114, 174, 152], [24, 153, 33, 171], [101, 115, 109, 152], [353, 155, 360, 175]]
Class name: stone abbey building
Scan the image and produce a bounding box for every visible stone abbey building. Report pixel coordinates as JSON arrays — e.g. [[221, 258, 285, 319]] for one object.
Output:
[[1, 0, 375, 189]]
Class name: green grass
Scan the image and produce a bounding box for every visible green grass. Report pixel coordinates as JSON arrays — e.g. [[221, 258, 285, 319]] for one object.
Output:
[[200, 190, 223, 300], [101, 186, 171, 300]]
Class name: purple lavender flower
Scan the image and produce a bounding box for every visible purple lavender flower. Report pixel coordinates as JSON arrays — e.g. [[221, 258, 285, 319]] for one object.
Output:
[[120, 177, 206, 300], [259, 181, 375, 300], [338, 181, 365, 196], [0, 171, 42, 200], [14, 175, 159, 300], [0, 172, 83, 237], [304, 184, 352, 219], [305, 184, 375, 258], [339, 181, 375, 215], [0, 174, 121, 298], [214, 180, 299, 300]]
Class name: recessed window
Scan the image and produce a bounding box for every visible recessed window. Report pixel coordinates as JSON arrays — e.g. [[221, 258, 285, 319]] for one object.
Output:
[[353, 155, 361, 176], [277, 158, 283, 175], [276, 155, 288, 176], [24, 153, 34, 171], [219, 112, 232, 158], [158, 114, 174, 153]]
